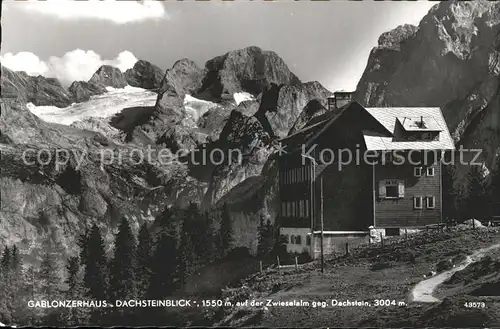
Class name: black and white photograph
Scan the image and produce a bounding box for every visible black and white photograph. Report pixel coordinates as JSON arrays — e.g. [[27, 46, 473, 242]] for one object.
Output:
[[1, 0, 500, 327]]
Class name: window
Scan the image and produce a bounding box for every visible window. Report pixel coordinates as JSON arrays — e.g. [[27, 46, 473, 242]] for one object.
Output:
[[414, 196, 423, 209], [305, 199, 309, 217], [414, 167, 423, 177], [426, 196, 436, 209], [295, 235, 302, 245], [427, 167, 435, 177], [290, 235, 296, 244], [299, 200, 304, 217], [284, 234, 289, 243], [281, 202, 286, 217], [422, 132, 433, 141], [306, 235, 311, 246], [292, 202, 296, 217], [379, 179, 404, 199], [287, 202, 292, 217], [385, 228, 400, 236]]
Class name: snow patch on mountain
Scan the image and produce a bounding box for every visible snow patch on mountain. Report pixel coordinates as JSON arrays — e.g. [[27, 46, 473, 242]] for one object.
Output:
[[233, 92, 255, 105], [26, 86, 157, 125], [182, 94, 218, 127]]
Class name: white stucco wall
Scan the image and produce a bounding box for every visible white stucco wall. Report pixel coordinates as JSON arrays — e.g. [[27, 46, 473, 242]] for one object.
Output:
[[311, 232, 368, 259], [280, 227, 311, 254]]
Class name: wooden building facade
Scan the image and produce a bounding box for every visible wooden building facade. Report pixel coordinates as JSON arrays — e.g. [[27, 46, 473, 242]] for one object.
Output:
[[277, 93, 455, 258]]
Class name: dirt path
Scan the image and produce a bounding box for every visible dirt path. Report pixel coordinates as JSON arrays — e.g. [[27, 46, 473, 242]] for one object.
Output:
[[409, 243, 500, 303]]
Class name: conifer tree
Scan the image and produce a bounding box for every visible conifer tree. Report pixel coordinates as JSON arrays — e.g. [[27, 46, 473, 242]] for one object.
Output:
[[219, 203, 234, 255], [37, 243, 65, 324], [64, 256, 89, 325], [147, 230, 177, 299], [83, 224, 109, 301], [110, 217, 137, 302], [257, 217, 274, 257], [78, 227, 90, 266], [489, 156, 500, 204], [257, 215, 266, 256], [177, 204, 200, 287], [178, 227, 196, 287], [442, 164, 459, 224], [136, 223, 154, 298], [1, 246, 11, 270], [464, 165, 488, 221], [0, 247, 12, 325], [10, 245, 22, 273], [200, 211, 216, 262], [66, 256, 82, 295], [39, 247, 61, 301]]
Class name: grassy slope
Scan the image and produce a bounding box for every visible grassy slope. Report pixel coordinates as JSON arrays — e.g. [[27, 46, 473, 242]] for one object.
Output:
[[213, 228, 500, 327]]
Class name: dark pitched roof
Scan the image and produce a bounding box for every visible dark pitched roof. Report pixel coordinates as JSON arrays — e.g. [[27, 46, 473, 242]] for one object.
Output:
[[279, 102, 455, 154]]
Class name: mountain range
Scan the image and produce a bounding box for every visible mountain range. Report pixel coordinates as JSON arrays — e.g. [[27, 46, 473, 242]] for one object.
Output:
[[1, 0, 499, 263]]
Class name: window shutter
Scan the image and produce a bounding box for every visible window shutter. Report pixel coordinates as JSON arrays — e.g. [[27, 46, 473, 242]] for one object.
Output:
[[378, 181, 386, 198], [398, 180, 405, 198]]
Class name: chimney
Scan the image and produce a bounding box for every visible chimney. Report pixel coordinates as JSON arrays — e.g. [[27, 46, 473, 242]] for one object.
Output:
[[331, 91, 353, 110], [327, 96, 336, 111]]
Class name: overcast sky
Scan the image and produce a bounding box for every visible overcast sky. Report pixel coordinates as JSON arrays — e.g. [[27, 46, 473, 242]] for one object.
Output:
[[1, 0, 437, 91]]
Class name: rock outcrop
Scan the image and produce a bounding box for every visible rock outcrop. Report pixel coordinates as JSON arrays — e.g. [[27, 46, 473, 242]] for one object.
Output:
[[354, 0, 500, 166], [1, 65, 74, 108], [197, 46, 301, 102], [259, 81, 333, 138], [124, 60, 164, 90], [68, 81, 107, 103], [0, 99, 205, 263], [88, 65, 128, 89]]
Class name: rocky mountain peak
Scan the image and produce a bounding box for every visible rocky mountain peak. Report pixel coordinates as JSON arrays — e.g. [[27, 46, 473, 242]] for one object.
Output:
[[377, 24, 418, 49], [68, 80, 107, 103], [89, 64, 128, 88], [0, 65, 74, 108], [124, 59, 164, 90], [198, 46, 301, 101]]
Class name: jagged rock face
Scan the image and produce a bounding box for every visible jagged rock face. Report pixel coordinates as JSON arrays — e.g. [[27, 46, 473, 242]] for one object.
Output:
[[198, 100, 260, 142], [1, 65, 74, 108], [156, 125, 208, 152], [89, 65, 128, 88], [197, 46, 301, 102], [0, 142, 206, 258], [68, 81, 107, 103], [201, 109, 274, 206], [140, 59, 206, 140], [288, 99, 329, 136], [0, 96, 207, 261], [70, 117, 122, 140], [159, 58, 206, 98], [0, 100, 100, 147], [354, 0, 500, 165], [124, 60, 164, 90], [260, 81, 333, 138]]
